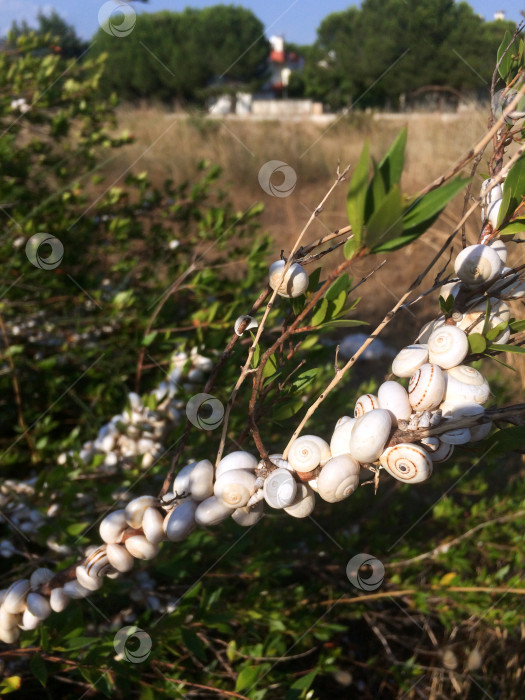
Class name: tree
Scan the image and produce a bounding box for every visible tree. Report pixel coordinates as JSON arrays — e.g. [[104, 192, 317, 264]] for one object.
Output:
[[7, 10, 88, 58]]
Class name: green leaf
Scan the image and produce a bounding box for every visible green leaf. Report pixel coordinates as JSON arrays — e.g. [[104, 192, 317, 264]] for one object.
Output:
[[403, 177, 470, 231], [379, 126, 407, 190], [330, 289, 348, 318], [317, 319, 368, 330], [485, 320, 508, 341], [307, 266, 322, 293], [498, 219, 525, 236], [286, 670, 318, 700], [346, 140, 369, 245], [142, 331, 157, 347], [181, 628, 207, 662], [509, 319, 525, 332], [262, 352, 279, 380], [251, 337, 260, 368], [30, 655, 48, 687], [439, 295, 455, 316], [366, 184, 403, 251], [311, 298, 329, 326], [370, 229, 424, 253], [292, 368, 319, 391], [325, 273, 350, 301], [226, 640, 237, 662], [365, 158, 387, 222], [344, 235, 360, 260], [498, 155, 525, 227], [273, 397, 305, 420], [0, 677, 21, 694], [487, 343, 525, 354], [497, 31, 516, 81], [235, 666, 260, 692], [487, 426, 525, 454], [468, 333, 487, 354]]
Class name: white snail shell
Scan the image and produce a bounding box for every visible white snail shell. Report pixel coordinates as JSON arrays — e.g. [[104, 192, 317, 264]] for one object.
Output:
[[317, 455, 360, 503], [263, 468, 298, 509], [234, 315, 258, 336], [142, 507, 166, 544], [283, 483, 316, 518], [49, 587, 70, 613], [349, 409, 392, 464], [440, 428, 471, 445], [392, 344, 429, 378], [214, 469, 256, 508], [25, 592, 51, 621], [430, 441, 455, 463], [231, 501, 264, 526], [76, 565, 103, 591], [20, 608, 42, 631], [84, 545, 112, 579], [195, 496, 235, 526], [0, 624, 21, 644], [439, 281, 461, 301], [164, 500, 197, 542], [63, 580, 92, 599], [287, 435, 331, 472], [408, 363, 446, 411], [124, 535, 160, 560], [487, 199, 502, 229], [417, 317, 446, 343], [99, 509, 128, 544], [441, 403, 492, 443], [3, 580, 30, 614], [379, 443, 433, 483], [470, 422, 493, 441], [269, 260, 309, 298], [106, 543, 134, 573], [29, 568, 54, 588], [460, 297, 510, 326], [125, 495, 158, 529], [354, 393, 379, 418], [0, 606, 20, 630], [330, 418, 356, 457], [215, 451, 258, 478], [454, 244, 502, 287], [174, 459, 214, 501], [377, 381, 411, 425], [427, 325, 469, 370], [420, 436, 440, 453], [268, 453, 292, 470], [481, 178, 503, 206], [488, 238, 507, 263], [444, 365, 490, 406]]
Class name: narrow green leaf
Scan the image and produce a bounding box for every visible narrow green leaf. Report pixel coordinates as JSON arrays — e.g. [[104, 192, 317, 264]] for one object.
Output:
[[498, 156, 525, 227], [292, 368, 319, 391], [379, 126, 407, 190], [467, 333, 487, 354], [366, 184, 403, 251], [307, 266, 322, 292], [370, 229, 424, 253], [498, 219, 525, 236], [262, 352, 279, 380], [487, 343, 525, 354], [235, 666, 259, 692], [326, 272, 350, 301], [365, 158, 387, 222], [346, 140, 369, 245], [330, 288, 348, 318], [344, 235, 359, 260], [30, 655, 47, 687], [403, 176, 470, 231], [142, 331, 157, 347], [487, 425, 525, 454], [485, 320, 508, 341], [509, 319, 525, 332], [311, 298, 329, 326], [181, 629, 208, 662], [317, 319, 368, 330], [497, 31, 515, 81]]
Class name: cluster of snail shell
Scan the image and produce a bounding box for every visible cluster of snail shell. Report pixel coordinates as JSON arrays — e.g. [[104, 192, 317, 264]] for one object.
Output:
[[2, 215, 523, 644], [59, 348, 214, 474]]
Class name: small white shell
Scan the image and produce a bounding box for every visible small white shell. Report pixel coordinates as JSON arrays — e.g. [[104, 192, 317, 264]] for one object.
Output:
[[335, 415, 353, 428], [377, 381, 411, 425], [454, 244, 502, 288], [268, 453, 291, 470], [124, 496, 158, 529], [269, 260, 309, 298], [444, 365, 490, 406], [417, 317, 446, 343], [0, 623, 21, 643], [234, 315, 258, 336], [99, 509, 128, 544], [287, 435, 331, 472], [49, 587, 70, 613], [420, 436, 440, 453], [76, 565, 103, 591], [106, 543, 134, 572], [440, 428, 471, 445], [263, 468, 298, 509], [408, 363, 446, 411], [142, 507, 166, 544], [283, 483, 316, 518], [488, 238, 507, 263], [487, 199, 502, 229], [164, 500, 197, 541], [25, 592, 51, 621], [379, 443, 433, 483], [20, 608, 42, 630], [330, 418, 356, 457], [214, 469, 256, 507], [0, 606, 20, 629], [63, 580, 92, 599], [440, 403, 491, 442], [427, 326, 469, 370], [215, 451, 258, 478], [195, 497, 234, 526], [124, 535, 160, 560], [29, 568, 54, 588], [430, 441, 455, 463], [174, 459, 214, 501], [392, 344, 429, 377], [84, 545, 112, 579], [354, 394, 379, 418], [3, 580, 30, 614], [349, 409, 392, 464], [317, 455, 360, 503], [460, 297, 510, 325], [480, 178, 502, 206], [231, 501, 264, 526]]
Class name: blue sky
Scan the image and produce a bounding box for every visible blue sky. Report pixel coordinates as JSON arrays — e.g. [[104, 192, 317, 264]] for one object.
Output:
[[0, 0, 523, 44]]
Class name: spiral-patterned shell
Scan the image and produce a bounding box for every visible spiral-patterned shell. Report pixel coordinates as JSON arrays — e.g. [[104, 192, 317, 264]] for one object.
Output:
[[427, 325, 468, 370], [263, 468, 297, 508], [317, 455, 360, 503], [391, 344, 429, 378], [354, 394, 379, 418], [287, 435, 331, 472], [214, 469, 256, 507], [408, 363, 446, 411], [454, 244, 502, 288], [444, 365, 490, 406], [379, 443, 433, 483]]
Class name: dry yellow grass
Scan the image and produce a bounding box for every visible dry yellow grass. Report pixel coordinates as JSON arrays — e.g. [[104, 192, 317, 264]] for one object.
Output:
[[102, 105, 524, 387]]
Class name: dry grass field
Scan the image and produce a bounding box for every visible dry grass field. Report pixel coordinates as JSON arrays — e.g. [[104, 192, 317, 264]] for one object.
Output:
[[103, 105, 524, 387]]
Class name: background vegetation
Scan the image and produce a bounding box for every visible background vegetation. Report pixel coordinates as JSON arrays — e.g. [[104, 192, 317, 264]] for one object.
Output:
[[0, 7, 524, 700]]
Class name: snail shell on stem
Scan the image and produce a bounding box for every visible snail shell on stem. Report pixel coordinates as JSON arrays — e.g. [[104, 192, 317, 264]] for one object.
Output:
[[215, 451, 258, 478], [263, 468, 297, 509], [214, 469, 256, 508], [317, 455, 360, 503], [444, 365, 490, 406], [408, 363, 446, 411], [231, 500, 264, 526], [269, 260, 309, 298], [349, 409, 392, 464], [354, 394, 379, 418], [287, 435, 331, 472], [195, 496, 235, 526], [330, 418, 356, 457], [164, 500, 197, 542], [454, 244, 502, 288], [283, 483, 316, 518], [427, 326, 469, 370], [379, 443, 433, 483], [377, 381, 411, 426], [391, 344, 429, 378]]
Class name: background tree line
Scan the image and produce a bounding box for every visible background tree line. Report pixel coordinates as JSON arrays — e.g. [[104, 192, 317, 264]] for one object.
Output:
[[4, 0, 519, 108]]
